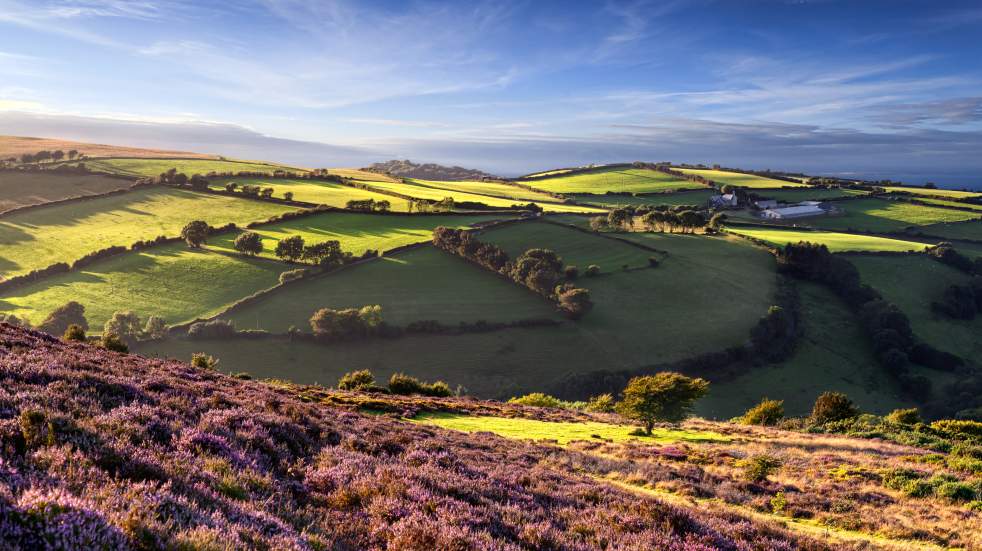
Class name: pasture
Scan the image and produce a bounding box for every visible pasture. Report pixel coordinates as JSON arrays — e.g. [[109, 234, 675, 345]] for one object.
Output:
[[0, 242, 287, 329], [0, 172, 133, 212], [569, 190, 714, 208], [522, 167, 704, 194], [407, 178, 561, 203], [725, 227, 930, 253], [914, 198, 982, 212], [698, 283, 911, 418], [880, 186, 982, 200], [800, 198, 980, 233], [753, 188, 868, 202], [851, 255, 982, 361], [57, 157, 304, 178], [325, 168, 399, 182], [0, 187, 294, 277], [0, 136, 216, 160], [225, 246, 559, 331], [207, 212, 508, 259], [210, 178, 411, 211], [520, 168, 574, 178], [912, 219, 982, 241], [361, 179, 603, 213], [482, 220, 654, 270], [673, 168, 808, 189]]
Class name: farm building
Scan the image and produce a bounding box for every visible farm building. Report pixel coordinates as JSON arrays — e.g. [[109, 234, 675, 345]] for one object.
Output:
[[761, 204, 826, 219], [755, 199, 778, 209], [710, 193, 738, 208]]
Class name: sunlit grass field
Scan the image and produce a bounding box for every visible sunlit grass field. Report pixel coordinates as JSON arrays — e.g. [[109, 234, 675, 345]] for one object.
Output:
[[362, 179, 604, 213], [225, 246, 559, 331], [569, 190, 714, 208], [0, 242, 288, 329], [673, 168, 808, 189], [523, 167, 705, 194], [726, 227, 930, 252], [0, 172, 133, 212], [482, 220, 654, 270], [805, 198, 980, 233], [880, 186, 982, 199], [753, 188, 868, 201], [911, 219, 982, 241], [0, 187, 294, 277], [407, 178, 561, 203], [914, 198, 982, 212], [209, 178, 411, 211], [57, 157, 304, 177], [206, 212, 509, 259]]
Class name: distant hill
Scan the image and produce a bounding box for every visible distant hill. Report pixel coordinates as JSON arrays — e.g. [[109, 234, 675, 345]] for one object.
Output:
[[365, 159, 500, 181], [0, 135, 218, 161]]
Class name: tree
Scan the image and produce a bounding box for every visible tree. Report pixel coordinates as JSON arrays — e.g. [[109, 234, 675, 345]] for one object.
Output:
[[260, 187, 274, 198], [101, 333, 128, 353], [301, 240, 343, 266], [173, 173, 188, 186], [338, 369, 376, 391], [275, 235, 305, 262], [52, 150, 65, 162], [740, 398, 784, 426], [557, 286, 593, 320], [375, 200, 391, 212], [19, 153, 33, 164], [67, 149, 78, 160], [616, 372, 709, 433], [233, 231, 264, 256], [63, 324, 86, 342], [283, 191, 294, 201], [103, 311, 142, 344], [810, 391, 859, 424], [224, 182, 238, 192], [181, 220, 210, 248], [143, 316, 168, 340], [38, 301, 88, 336], [510, 249, 564, 296], [191, 352, 219, 370], [188, 174, 209, 190]]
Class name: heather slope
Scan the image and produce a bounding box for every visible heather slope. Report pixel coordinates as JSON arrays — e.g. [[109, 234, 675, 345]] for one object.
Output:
[[0, 324, 827, 550]]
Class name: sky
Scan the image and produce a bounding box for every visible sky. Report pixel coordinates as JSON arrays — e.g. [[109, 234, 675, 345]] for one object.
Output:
[[1, 0, 982, 187]]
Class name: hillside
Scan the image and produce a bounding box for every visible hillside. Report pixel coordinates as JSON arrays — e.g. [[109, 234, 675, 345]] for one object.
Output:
[[0, 136, 217, 160], [366, 159, 499, 181]]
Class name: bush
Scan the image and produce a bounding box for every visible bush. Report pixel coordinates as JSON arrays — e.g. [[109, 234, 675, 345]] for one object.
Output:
[[38, 301, 88, 336], [508, 393, 563, 408], [279, 269, 309, 284], [557, 286, 593, 320], [188, 319, 236, 339], [191, 353, 219, 370], [741, 398, 784, 426], [388, 373, 451, 396], [648, 256, 659, 267], [143, 316, 168, 340], [564, 265, 579, 280], [810, 392, 859, 425], [585, 393, 616, 413], [585, 265, 600, 277], [886, 408, 921, 426], [616, 372, 709, 433], [338, 370, 376, 391], [932, 419, 982, 439], [233, 231, 264, 256], [101, 333, 128, 353], [739, 454, 782, 483], [63, 324, 86, 342], [935, 481, 976, 502], [180, 220, 209, 248]]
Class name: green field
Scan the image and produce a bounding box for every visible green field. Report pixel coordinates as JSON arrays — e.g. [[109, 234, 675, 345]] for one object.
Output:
[[482, 220, 654, 270], [673, 168, 808, 189], [698, 283, 913, 418], [209, 178, 411, 211], [325, 168, 398, 182], [726, 227, 930, 253], [0, 242, 288, 329], [225, 246, 559, 331], [754, 188, 869, 202], [800, 198, 981, 233], [0, 187, 295, 277], [137, 228, 777, 402], [361, 179, 603, 213], [569, 190, 714, 208], [0, 172, 134, 212], [913, 198, 982, 212], [520, 168, 575, 178], [522, 167, 705, 194], [207, 212, 509, 259], [880, 186, 982, 199], [407, 178, 561, 203], [910, 219, 982, 241], [57, 157, 303, 178], [851, 255, 982, 361]]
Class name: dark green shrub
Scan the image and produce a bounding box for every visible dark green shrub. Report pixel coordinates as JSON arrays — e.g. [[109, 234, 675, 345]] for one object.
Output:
[[585, 393, 616, 413], [338, 370, 376, 391], [810, 392, 859, 424], [564, 265, 579, 279], [508, 392, 563, 408], [739, 454, 782, 482], [191, 353, 219, 370], [101, 332, 128, 353], [585, 265, 600, 277], [424, 381, 452, 397], [740, 398, 784, 426], [63, 324, 86, 342], [616, 372, 709, 433], [886, 408, 921, 425], [388, 373, 425, 395], [936, 481, 976, 502]]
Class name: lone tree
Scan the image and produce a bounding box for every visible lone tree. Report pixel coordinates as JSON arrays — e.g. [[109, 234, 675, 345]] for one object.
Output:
[[810, 391, 859, 424], [38, 301, 88, 336], [233, 231, 264, 256], [181, 220, 210, 248], [557, 286, 593, 319], [617, 372, 709, 433], [275, 235, 305, 262]]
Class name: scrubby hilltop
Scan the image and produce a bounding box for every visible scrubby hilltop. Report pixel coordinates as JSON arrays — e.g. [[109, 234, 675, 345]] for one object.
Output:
[[365, 159, 500, 181]]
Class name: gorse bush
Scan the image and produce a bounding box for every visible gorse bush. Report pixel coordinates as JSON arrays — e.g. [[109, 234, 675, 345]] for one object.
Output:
[[337, 370, 376, 391], [388, 373, 453, 397], [811, 392, 859, 425], [191, 353, 219, 371], [741, 398, 784, 426], [886, 408, 921, 426], [508, 393, 563, 408], [585, 393, 616, 413], [63, 324, 86, 342], [101, 332, 128, 353], [739, 454, 782, 483]]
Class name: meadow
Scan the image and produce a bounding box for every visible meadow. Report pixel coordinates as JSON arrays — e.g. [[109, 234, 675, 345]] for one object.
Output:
[[673, 168, 808, 189], [0, 171, 133, 212], [522, 167, 706, 194], [914, 197, 982, 212], [880, 186, 982, 199], [725, 226, 931, 253], [753, 187, 869, 202], [0, 242, 288, 329], [911, 219, 982, 241], [851, 254, 982, 361], [0, 186, 294, 277], [209, 177, 411, 210], [57, 157, 303, 177], [359, 179, 604, 212], [225, 246, 560, 331], [568, 189, 714, 208], [482, 220, 655, 269], [325, 168, 399, 182], [799, 198, 980, 233], [520, 168, 574, 178], [407, 178, 561, 203], [206, 211, 508, 259]]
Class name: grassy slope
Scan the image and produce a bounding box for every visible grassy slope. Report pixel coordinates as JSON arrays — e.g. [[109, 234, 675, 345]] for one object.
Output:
[[407, 178, 561, 203], [806, 198, 980, 233], [0, 243, 287, 329], [207, 212, 507, 259], [673, 168, 808, 189], [880, 186, 982, 199], [361, 179, 603, 213], [851, 254, 982, 361], [0, 172, 133, 212], [698, 283, 913, 418], [0, 135, 217, 159], [325, 168, 399, 182], [483, 220, 653, 269], [225, 246, 559, 331], [209, 177, 411, 211], [60, 158, 303, 177], [523, 167, 704, 194], [569, 190, 714, 208], [726, 227, 931, 253], [0, 187, 294, 277], [912, 219, 982, 241], [753, 188, 868, 201], [914, 197, 982, 212]]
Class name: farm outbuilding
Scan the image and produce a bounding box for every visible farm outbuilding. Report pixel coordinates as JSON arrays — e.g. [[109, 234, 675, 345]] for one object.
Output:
[[761, 204, 826, 219]]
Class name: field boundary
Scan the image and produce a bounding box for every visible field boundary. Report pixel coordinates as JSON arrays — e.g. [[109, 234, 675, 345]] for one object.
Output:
[[0, 179, 155, 220]]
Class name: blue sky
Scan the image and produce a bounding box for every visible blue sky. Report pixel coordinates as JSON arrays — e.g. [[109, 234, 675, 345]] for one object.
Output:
[[1, 0, 982, 186]]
